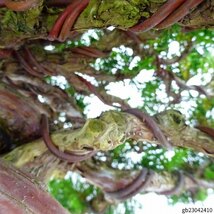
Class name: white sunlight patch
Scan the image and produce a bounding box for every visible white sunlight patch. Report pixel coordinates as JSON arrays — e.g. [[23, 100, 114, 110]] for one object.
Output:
[[135, 69, 155, 83], [38, 94, 46, 103], [44, 45, 55, 51], [84, 69, 155, 117], [187, 72, 212, 85], [106, 79, 144, 108], [84, 95, 115, 118], [134, 193, 214, 214], [75, 72, 99, 86], [168, 41, 180, 57], [165, 150, 175, 161], [126, 151, 144, 164], [51, 75, 68, 89]]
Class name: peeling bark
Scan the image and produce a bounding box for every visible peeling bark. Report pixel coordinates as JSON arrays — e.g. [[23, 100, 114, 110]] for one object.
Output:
[[0, 83, 45, 143]]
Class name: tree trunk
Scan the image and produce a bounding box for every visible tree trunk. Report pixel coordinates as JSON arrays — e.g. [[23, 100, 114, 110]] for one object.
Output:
[[0, 159, 69, 214], [2, 109, 214, 169], [0, 0, 213, 48]]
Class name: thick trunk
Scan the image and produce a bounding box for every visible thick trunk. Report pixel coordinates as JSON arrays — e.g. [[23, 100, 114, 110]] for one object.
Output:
[[2, 109, 214, 168], [0, 0, 213, 48], [0, 159, 69, 214], [0, 83, 43, 143]]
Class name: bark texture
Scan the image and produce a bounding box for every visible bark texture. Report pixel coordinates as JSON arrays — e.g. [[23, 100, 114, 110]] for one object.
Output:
[[0, 159, 69, 214], [0, 0, 213, 48]]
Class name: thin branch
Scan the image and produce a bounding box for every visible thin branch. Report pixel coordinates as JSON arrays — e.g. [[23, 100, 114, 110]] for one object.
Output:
[[157, 0, 204, 29], [48, 0, 89, 41], [158, 171, 185, 195], [105, 169, 153, 201], [130, 0, 185, 32], [124, 108, 172, 149], [41, 114, 96, 163]]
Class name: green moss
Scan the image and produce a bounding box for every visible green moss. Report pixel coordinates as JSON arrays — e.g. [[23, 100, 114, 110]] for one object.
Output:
[[45, 14, 58, 31], [75, 0, 148, 29], [51, 111, 129, 151], [3, 140, 47, 168], [44, 7, 63, 31], [0, 1, 43, 47], [0, 0, 169, 47], [155, 110, 186, 132], [2, 1, 43, 32], [75, 0, 168, 29], [87, 119, 105, 132]]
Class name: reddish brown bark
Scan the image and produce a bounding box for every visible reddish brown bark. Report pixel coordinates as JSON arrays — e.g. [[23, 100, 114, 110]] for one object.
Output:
[[0, 159, 69, 214]]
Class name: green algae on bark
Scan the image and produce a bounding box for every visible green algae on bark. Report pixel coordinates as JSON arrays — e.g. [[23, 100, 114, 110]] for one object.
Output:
[[74, 0, 148, 29], [0, 1, 44, 47]]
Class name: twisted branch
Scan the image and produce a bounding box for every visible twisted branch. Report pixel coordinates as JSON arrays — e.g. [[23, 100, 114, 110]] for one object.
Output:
[[158, 171, 184, 195], [48, 0, 89, 41], [15, 49, 43, 78], [131, 0, 204, 32], [130, 0, 186, 32], [105, 168, 153, 201], [157, 0, 204, 29], [41, 114, 96, 163], [124, 108, 172, 149]]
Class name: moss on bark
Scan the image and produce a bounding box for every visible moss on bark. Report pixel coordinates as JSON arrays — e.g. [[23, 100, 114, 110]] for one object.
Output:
[[0, 0, 212, 48]]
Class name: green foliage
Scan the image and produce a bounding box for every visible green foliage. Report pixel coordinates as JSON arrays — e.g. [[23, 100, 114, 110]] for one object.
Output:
[[53, 29, 104, 52], [169, 189, 209, 205], [140, 79, 162, 113], [48, 179, 87, 214], [195, 189, 208, 202], [190, 98, 214, 127], [91, 45, 145, 76], [105, 199, 142, 214], [48, 177, 99, 214], [107, 141, 206, 173], [75, 94, 88, 112], [169, 192, 194, 204], [204, 164, 214, 180]]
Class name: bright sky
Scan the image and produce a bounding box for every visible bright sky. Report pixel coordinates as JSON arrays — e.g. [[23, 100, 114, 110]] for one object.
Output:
[[84, 69, 154, 118], [134, 192, 214, 214]]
